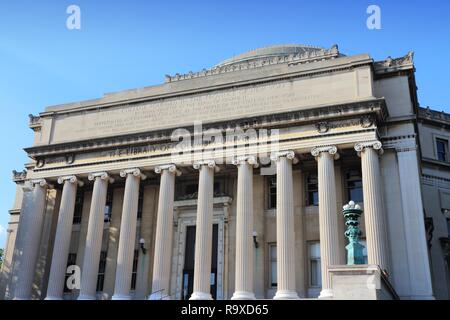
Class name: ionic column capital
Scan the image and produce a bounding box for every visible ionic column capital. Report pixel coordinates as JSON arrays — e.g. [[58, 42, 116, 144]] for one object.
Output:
[[155, 164, 182, 176], [193, 160, 220, 172], [311, 146, 340, 160], [232, 155, 259, 168], [88, 172, 115, 183], [57, 175, 84, 187], [354, 141, 383, 156], [30, 179, 52, 188], [270, 151, 299, 164], [120, 168, 147, 180]]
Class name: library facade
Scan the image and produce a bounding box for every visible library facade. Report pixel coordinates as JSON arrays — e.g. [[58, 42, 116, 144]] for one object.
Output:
[[1, 44, 449, 300]]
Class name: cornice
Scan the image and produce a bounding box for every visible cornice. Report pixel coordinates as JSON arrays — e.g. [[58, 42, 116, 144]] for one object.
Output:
[[374, 52, 414, 75], [418, 107, 450, 127], [24, 98, 388, 159], [165, 45, 340, 83]]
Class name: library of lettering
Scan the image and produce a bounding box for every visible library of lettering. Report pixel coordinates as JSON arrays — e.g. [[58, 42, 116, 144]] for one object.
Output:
[[1, 45, 449, 300]]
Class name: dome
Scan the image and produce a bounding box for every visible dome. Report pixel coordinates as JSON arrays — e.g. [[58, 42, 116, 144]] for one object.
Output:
[[215, 44, 330, 67]]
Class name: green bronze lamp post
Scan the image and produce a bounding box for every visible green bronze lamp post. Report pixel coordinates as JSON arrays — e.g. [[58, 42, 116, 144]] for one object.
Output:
[[343, 201, 365, 265]]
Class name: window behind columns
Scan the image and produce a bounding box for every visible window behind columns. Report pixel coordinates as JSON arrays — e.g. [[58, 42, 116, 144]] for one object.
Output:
[[137, 188, 144, 220], [308, 242, 321, 288], [268, 243, 277, 287], [267, 176, 277, 209], [306, 173, 319, 206], [345, 169, 363, 203], [63, 253, 77, 293], [131, 249, 139, 290], [104, 188, 114, 222], [96, 251, 107, 292], [72, 190, 84, 224]]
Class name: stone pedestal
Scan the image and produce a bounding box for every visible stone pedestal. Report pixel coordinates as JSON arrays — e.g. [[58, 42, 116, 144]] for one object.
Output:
[[328, 265, 398, 300]]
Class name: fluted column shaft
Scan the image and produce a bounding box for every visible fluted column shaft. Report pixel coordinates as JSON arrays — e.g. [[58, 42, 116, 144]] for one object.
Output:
[[13, 180, 49, 300], [312, 146, 340, 299], [112, 169, 145, 300], [355, 141, 389, 271], [272, 151, 299, 300], [397, 146, 434, 299], [232, 156, 257, 300], [150, 165, 179, 300], [78, 172, 112, 300], [190, 161, 217, 300], [46, 176, 81, 300]]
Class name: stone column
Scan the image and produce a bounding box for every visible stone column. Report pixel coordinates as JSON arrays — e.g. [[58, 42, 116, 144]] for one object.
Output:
[[270, 151, 299, 300], [311, 146, 340, 299], [190, 160, 218, 300], [355, 141, 389, 271], [112, 168, 146, 300], [13, 179, 50, 300], [231, 156, 258, 300], [78, 172, 114, 300], [149, 164, 180, 300], [396, 144, 434, 299], [45, 176, 82, 300]]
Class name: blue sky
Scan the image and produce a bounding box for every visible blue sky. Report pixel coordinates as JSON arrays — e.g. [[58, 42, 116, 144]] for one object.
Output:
[[0, 0, 449, 247]]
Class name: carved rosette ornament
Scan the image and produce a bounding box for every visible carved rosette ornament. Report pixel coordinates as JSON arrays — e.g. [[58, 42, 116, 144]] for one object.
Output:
[[88, 172, 115, 183], [232, 156, 259, 168], [119, 168, 147, 180], [193, 160, 220, 172], [270, 150, 299, 164], [354, 141, 383, 156], [57, 175, 84, 187], [311, 146, 340, 160], [155, 164, 182, 176]]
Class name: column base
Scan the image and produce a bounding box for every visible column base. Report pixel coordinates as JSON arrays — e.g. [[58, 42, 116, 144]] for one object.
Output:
[[77, 293, 97, 300], [189, 291, 213, 300], [231, 291, 256, 300], [274, 290, 299, 300], [148, 291, 169, 300], [111, 294, 132, 300], [318, 289, 334, 299], [44, 296, 63, 300]]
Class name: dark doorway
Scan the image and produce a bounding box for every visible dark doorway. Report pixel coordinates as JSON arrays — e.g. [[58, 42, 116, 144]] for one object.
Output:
[[182, 224, 218, 300]]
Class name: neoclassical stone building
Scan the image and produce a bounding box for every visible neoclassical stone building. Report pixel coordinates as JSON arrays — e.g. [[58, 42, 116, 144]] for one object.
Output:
[[0, 44, 449, 300]]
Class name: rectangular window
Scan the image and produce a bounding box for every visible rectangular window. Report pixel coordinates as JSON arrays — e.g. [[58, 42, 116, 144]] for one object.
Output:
[[96, 251, 107, 292], [309, 242, 321, 287], [104, 189, 114, 222], [72, 190, 84, 224], [345, 169, 363, 203], [131, 249, 139, 290], [137, 188, 144, 219], [268, 176, 277, 209], [269, 244, 277, 287], [64, 253, 77, 293], [306, 173, 319, 206], [437, 138, 448, 162]]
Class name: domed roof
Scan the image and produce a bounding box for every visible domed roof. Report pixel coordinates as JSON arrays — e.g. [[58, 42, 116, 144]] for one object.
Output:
[[215, 44, 329, 67]]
